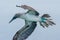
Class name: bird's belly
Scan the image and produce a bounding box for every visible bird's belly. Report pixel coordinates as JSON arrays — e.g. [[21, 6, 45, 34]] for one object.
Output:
[[24, 15, 40, 22]]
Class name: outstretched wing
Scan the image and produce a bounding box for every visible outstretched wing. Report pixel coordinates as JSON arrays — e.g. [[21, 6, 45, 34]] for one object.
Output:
[[26, 10, 39, 16], [16, 5, 39, 16], [13, 21, 37, 40]]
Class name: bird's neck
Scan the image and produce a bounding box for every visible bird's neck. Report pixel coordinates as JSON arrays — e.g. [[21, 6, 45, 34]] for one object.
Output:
[[20, 14, 26, 19]]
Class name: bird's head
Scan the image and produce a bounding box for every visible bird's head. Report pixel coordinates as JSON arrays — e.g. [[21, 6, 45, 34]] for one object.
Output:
[[9, 13, 22, 23]]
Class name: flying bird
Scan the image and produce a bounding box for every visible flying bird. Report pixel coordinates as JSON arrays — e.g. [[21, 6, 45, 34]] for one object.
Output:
[[9, 5, 56, 40]]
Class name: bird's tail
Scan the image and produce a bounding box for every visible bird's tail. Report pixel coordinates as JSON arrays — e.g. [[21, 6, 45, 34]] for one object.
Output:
[[39, 14, 56, 28]]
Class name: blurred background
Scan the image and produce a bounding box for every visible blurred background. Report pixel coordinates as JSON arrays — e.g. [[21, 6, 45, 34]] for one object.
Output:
[[0, 0, 60, 40]]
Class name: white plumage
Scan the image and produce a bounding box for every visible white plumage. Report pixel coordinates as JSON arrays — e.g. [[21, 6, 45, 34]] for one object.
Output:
[[9, 5, 56, 40]]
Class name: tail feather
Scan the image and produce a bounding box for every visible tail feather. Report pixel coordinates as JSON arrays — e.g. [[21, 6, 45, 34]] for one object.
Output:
[[40, 22, 45, 28], [43, 21, 49, 27], [40, 14, 56, 28], [48, 20, 56, 25], [40, 21, 49, 28], [42, 14, 51, 18]]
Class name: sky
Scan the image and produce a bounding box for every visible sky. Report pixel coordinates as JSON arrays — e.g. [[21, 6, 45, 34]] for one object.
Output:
[[0, 0, 60, 40]]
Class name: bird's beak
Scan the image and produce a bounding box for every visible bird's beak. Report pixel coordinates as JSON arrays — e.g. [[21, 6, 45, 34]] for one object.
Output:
[[9, 15, 18, 23]]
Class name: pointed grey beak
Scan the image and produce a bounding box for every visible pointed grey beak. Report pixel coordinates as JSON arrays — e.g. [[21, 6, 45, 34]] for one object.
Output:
[[9, 16, 17, 23], [9, 14, 20, 23], [9, 18, 15, 23]]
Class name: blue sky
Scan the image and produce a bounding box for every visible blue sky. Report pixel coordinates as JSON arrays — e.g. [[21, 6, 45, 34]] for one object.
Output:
[[0, 0, 60, 40]]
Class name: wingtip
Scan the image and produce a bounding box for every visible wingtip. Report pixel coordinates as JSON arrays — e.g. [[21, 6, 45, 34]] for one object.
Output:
[[16, 5, 21, 7]]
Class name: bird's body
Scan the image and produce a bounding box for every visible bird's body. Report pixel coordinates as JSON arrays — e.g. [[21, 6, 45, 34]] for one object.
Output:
[[9, 5, 56, 40], [20, 13, 40, 22]]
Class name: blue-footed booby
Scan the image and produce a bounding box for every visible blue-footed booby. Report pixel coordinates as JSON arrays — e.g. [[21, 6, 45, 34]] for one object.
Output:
[[9, 5, 56, 40]]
